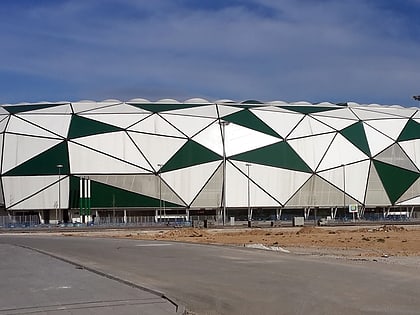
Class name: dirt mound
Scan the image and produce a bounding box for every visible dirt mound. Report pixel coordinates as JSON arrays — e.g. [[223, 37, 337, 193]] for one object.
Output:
[[162, 228, 208, 238], [296, 226, 327, 234], [380, 225, 406, 232]]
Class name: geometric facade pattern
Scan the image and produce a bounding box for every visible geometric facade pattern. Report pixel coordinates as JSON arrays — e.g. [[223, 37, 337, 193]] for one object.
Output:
[[1, 98, 420, 211]]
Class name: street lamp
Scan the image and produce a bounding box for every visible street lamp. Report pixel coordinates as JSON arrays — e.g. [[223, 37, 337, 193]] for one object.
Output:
[[219, 120, 230, 225], [157, 164, 163, 223], [56, 164, 63, 224], [246, 163, 252, 221]]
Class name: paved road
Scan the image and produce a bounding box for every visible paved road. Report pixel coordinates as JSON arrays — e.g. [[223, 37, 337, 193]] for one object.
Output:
[[2, 235, 420, 315], [0, 242, 179, 314]]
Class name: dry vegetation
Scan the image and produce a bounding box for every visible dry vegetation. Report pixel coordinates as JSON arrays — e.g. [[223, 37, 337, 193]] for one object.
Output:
[[67, 224, 420, 257]]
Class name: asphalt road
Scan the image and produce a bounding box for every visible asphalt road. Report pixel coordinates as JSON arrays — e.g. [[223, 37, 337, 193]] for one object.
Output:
[[1, 234, 420, 315]]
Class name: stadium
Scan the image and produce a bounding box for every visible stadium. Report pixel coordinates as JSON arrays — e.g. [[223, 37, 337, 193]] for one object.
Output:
[[1, 98, 420, 224]]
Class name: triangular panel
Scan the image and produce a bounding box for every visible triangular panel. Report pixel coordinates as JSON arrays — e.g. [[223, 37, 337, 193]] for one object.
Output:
[[163, 161, 221, 205], [222, 109, 280, 138], [230, 142, 311, 173], [161, 104, 218, 118], [226, 162, 281, 207], [162, 114, 216, 138], [161, 140, 221, 173], [373, 160, 419, 204], [286, 175, 358, 207], [68, 115, 123, 139], [288, 133, 335, 171], [16, 114, 71, 138], [397, 119, 420, 142], [190, 163, 223, 208], [351, 108, 402, 120], [128, 114, 185, 138], [288, 115, 335, 139], [365, 163, 390, 206], [340, 121, 371, 156], [4, 142, 69, 176], [251, 109, 304, 139], [71, 132, 152, 171], [399, 139, 420, 170], [2, 135, 62, 174], [375, 144, 418, 172], [365, 118, 408, 141], [87, 174, 184, 207], [79, 113, 149, 129], [396, 177, 420, 205], [4, 176, 69, 210], [7, 115, 63, 139], [317, 134, 369, 171], [364, 123, 394, 156]]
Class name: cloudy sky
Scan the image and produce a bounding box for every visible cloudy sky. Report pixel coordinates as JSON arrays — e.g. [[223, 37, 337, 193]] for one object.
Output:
[[0, 0, 419, 106]]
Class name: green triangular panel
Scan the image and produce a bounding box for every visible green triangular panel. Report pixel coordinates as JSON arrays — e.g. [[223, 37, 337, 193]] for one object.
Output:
[[161, 140, 222, 172], [223, 109, 281, 138], [68, 115, 123, 139], [4, 142, 69, 176], [128, 103, 205, 113], [279, 106, 339, 114], [69, 176, 183, 208], [4, 103, 67, 114], [397, 119, 420, 141], [373, 160, 419, 204], [340, 121, 371, 156], [230, 142, 311, 173]]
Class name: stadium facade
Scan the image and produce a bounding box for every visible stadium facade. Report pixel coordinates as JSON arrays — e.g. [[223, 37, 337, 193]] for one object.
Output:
[[1, 98, 420, 223]]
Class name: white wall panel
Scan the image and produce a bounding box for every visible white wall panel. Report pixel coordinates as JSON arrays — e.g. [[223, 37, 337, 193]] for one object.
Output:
[[365, 119, 408, 141], [128, 114, 185, 137], [252, 110, 304, 139], [2, 135, 61, 174], [16, 114, 71, 138], [3, 176, 68, 209]]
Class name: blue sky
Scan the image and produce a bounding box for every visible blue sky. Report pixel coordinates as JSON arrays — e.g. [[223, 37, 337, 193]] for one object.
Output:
[[0, 0, 419, 106]]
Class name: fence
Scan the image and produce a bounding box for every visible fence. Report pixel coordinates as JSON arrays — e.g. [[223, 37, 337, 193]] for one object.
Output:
[[0, 215, 40, 228]]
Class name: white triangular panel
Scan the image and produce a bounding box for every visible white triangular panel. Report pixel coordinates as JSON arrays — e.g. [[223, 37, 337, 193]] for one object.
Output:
[[161, 114, 216, 137], [365, 164, 390, 206], [128, 132, 187, 169], [224, 123, 281, 157], [17, 103, 73, 115], [364, 123, 394, 156], [80, 113, 148, 129], [286, 175, 358, 207], [7, 115, 62, 139], [288, 116, 335, 139], [190, 164, 223, 207], [397, 196, 420, 205], [317, 134, 369, 171], [0, 115, 9, 132], [318, 160, 370, 203], [192, 122, 224, 155], [226, 162, 281, 207], [251, 109, 304, 138], [312, 107, 359, 120], [89, 174, 184, 206], [367, 107, 416, 118], [351, 108, 402, 120], [71, 101, 109, 114], [162, 105, 218, 118], [396, 177, 420, 205], [128, 114, 185, 137], [231, 161, 311, 206], [82, 103, 149, 114], [2, 135, 62, 174], [413, 111, 420, 119], [375, 144, 418, 172], [72, 132, 151, 170], [288, 133, 335, 171], [217, 105, 243, 118], [253, 105, 296, 114], [16, 114, 71, 138], [312, 116, 357, 131], [68, 142, 147, 174], [3, 176, 68, 210], [163, 161, 220, 205], [399, 139, 420, 170], [365, 119, 408, 141]]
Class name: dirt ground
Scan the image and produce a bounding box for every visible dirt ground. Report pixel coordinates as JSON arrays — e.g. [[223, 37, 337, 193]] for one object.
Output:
[[66, 224, 420, 258]]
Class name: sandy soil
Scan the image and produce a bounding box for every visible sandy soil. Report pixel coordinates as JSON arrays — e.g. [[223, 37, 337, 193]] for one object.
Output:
[[65, 224, 420, 258]]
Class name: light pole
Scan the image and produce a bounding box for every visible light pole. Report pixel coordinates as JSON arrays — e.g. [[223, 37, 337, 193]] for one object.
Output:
[[57, 164, 63, 224], [157, 164, 163, 223], [246, 163, 252, 221], [219, 120, 230, 225], [342, 164, 347, 219]]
